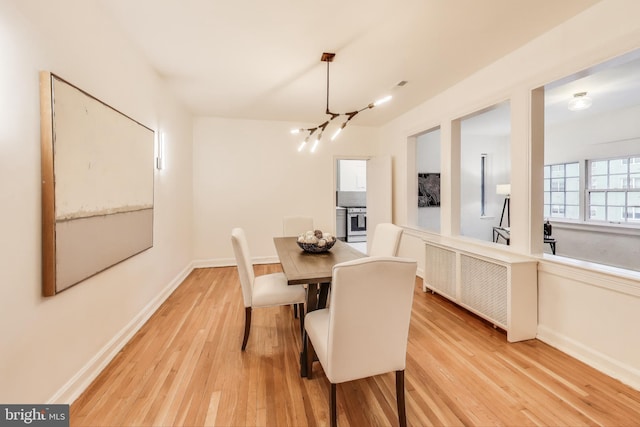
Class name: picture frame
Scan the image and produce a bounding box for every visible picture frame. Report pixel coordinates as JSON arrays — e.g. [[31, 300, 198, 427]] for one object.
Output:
[[39, 72, 155, 295], [418, 173, 441, 207]]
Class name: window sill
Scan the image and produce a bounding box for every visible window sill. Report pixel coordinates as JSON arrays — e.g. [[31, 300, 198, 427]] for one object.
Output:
[[548, 219, 640, 236]]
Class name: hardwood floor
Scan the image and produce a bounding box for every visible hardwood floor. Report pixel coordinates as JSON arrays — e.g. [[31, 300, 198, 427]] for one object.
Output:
[[71, 265, 640, 426]]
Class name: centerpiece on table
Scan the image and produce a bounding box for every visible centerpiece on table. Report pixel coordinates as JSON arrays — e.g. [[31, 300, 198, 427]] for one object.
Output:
[[297, 229, 336, 253]]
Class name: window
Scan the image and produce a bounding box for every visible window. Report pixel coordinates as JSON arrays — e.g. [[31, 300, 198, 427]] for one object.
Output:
[[588, 156, 640, 223], [544, 162, 580, 220]]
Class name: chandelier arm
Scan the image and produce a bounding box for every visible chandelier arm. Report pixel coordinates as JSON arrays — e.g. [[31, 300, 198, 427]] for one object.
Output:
[[326, 60, 331, 115], [293, 52, 393, 151]]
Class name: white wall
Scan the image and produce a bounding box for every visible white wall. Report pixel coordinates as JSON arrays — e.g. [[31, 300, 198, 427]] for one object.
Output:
[[0, 0, 193, 403], [459, 134, 510, 241], [192, 117, 379, 266], [379, 1, 640, 390]]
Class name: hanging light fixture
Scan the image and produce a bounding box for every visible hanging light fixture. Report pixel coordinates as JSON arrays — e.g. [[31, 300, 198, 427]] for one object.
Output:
[[567, 91, 593, 111], [292, 52, 392, 152]]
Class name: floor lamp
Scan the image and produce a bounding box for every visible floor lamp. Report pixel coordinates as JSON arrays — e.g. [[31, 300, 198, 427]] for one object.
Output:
[[496, 184, 511, 228]]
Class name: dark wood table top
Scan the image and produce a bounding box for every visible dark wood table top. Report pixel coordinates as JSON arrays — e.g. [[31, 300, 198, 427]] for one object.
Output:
[[273, 237, 366, 285]]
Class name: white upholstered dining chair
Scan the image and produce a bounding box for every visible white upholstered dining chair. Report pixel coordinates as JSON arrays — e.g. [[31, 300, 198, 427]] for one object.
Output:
[[231, 227, 306, 351], [368, 222, 403, 257], [304, 256, 417, 427]]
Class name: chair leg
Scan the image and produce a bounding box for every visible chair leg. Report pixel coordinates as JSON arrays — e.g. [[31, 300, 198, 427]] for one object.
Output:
[[293, 304, 298, 318], [330, 383, 337, 427], [306, 333, 315, 379], [396, 370, 407, 427], [241, 307, 252, 351]]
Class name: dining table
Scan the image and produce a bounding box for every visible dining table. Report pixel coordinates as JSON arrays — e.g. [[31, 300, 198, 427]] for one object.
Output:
[[273, 236, 366, 377]]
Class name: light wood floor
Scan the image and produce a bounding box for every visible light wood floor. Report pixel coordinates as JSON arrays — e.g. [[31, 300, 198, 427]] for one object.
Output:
[[71, 265, 640, 426]]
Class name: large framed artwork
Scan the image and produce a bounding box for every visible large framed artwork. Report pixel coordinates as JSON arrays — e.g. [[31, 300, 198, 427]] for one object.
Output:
[[418, 173, 441, 207], [39, 72, 155, 296]]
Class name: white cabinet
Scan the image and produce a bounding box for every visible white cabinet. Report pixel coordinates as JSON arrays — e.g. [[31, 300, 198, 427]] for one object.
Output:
[[338, 159, 366, 191], [423, 237, 538, 342]]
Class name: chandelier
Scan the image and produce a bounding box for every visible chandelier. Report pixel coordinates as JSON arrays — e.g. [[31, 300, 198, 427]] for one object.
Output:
[[291, 52, 392, 152]]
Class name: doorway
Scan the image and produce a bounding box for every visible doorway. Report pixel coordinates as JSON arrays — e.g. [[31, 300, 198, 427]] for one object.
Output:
[[335, 158, 367, 253]]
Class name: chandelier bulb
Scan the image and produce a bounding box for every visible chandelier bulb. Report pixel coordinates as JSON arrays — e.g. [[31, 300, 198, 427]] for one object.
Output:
[[373, 95, 392, 107], [332, 121, 348, 141], [297, 140, 307, 152], [310, 138, 320, 153]]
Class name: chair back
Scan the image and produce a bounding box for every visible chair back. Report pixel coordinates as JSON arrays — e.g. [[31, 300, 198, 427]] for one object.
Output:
[[231, 228, 255, 307], [368, 223, 403, 256], [325, 256, 417, 384], [283, 216, 314, 236]]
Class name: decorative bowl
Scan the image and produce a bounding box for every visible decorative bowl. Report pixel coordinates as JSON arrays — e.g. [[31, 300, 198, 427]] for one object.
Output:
[[297, 239, 336, 253]]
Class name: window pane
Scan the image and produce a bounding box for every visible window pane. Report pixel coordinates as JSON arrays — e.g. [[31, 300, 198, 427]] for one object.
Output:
[[627, 207, 640, 221], [609, 174, 627, 189], [544, 178, 550, 191], [566, 177, 580, 191], [566, 162, 580, 177], [566, 205, 580, 219], [544, 192, 550, 204], [591, 160, 607, 175], [544, 166, 550, 178], [551, 205, 565, 217], [544, 205, 550, 217], [609, 159, 628, 174], [608, 192, 625, 206], [590, 191, 605, 205], [628, 191, 640, 206], [630, 173, 640, 189], [566, 191, 579, 205], [551, 179, 565, 191], [551, 192, 565, 204], [591, 176, 607, 189], [630, 158, 640, 173], [590, 206, 605, 220], [608, 206, 625, 221], [551, 165, 564, 178]]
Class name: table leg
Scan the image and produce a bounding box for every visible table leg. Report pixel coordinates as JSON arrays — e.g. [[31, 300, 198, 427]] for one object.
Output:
[[300, 283, 319, 377], [318, 282, 330, 309]]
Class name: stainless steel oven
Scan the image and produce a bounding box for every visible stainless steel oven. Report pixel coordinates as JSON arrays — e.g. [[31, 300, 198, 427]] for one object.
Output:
[[346, 207, 366, 242]]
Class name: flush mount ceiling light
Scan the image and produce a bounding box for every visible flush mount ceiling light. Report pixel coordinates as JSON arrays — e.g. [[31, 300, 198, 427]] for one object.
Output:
[[567, 91, 593, 111], [292, 52, 392, 152]]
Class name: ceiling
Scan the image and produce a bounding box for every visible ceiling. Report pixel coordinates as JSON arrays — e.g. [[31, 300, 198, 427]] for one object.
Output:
[[98, 0, 601, 127], [459, 49, 640, 137], [545, 49, 640, 127]]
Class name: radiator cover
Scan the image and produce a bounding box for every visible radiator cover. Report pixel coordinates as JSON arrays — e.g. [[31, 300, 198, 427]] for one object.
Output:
[[423, 240, 537, 342]]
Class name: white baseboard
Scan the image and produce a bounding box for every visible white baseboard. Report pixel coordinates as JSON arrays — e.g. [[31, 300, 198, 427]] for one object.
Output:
[[192, 257, 236, 269], [192, 256, 279, 269], [537, 325, 640, 392], [49, 262, 195, 405]]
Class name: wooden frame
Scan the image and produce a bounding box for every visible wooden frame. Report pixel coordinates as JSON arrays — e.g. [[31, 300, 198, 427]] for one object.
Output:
[[39, 72, 155, 296]]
